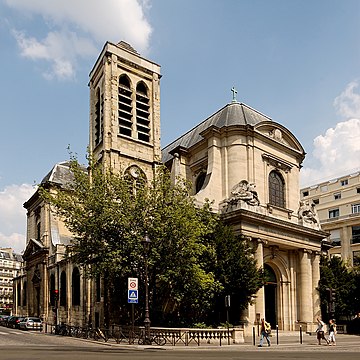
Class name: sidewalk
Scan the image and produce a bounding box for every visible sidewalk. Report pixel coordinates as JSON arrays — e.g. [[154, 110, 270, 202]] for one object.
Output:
[[232, 333, 360, 352], [41, 329, 360, 352]]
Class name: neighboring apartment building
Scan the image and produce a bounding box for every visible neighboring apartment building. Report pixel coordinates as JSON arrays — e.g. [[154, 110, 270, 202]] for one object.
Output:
[[0, 248, 22, 313], [300, 171, 360, 266]]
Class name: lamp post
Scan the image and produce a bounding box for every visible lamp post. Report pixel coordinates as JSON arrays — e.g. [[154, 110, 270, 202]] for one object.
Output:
[[142, 232, 151, 344]]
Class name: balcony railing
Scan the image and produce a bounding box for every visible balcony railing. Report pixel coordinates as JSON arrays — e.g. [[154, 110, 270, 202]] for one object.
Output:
[[321, 211, 360, 224], [0, 272, 15, 278]]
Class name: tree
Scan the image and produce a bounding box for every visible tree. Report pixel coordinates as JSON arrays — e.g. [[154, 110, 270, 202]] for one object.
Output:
[[40, 156, 221, 325], [318, 256, 356, 321], [207, 223, 264, 325], [40, 155, 264, 327]]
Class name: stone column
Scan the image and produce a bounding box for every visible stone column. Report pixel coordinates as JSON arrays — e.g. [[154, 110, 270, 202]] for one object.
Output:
[[254, 238, 266, 319], [312, 252, 321, 322], [299, 249, 313, 328]]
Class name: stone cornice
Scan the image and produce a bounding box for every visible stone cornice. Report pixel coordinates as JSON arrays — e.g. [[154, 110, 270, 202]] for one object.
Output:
[[221, 207, 329, 240]]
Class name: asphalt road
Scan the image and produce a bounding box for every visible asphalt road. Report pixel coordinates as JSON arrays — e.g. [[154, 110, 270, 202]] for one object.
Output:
[[1, 326, 360, 360]]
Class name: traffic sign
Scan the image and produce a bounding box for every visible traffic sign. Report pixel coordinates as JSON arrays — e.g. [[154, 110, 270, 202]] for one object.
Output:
[[128, 289, 138, 304], [128, 277, 138, 290]]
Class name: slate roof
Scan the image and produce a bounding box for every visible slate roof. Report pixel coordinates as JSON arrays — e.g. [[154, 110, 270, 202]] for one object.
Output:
[[162, 102, 272, 163], [41, 161, 77, 187], [116, 41, 140, 55]]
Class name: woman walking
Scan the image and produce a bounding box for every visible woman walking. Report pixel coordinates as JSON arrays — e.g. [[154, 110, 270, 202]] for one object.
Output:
[[316, 317, 329, 345], [328, 319, 336, 346], [258, 318, 271, 347]]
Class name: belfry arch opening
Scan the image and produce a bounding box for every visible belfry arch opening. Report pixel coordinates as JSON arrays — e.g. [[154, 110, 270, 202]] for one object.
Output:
[[264, 264, 277, 328]]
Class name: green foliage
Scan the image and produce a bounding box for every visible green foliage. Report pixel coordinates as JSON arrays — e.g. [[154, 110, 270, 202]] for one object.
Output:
[[40, 154, 263, 326], [319, 255, 357, 320], [192, 322, 209, 329], [208, 223, 264, 324]]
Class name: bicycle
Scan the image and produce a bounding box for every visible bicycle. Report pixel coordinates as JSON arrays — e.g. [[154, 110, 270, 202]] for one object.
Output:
[[138, 331, 166, 346], [88, 327, 108, 342], [55, 323, 69, 336]]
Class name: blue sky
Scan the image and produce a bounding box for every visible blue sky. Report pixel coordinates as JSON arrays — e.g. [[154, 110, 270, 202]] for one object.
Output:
[[1, 0, 360, 253]]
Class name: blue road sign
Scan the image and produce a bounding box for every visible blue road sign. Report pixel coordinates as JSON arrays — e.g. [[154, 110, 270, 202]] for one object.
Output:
[[128, 289, 138, 304]]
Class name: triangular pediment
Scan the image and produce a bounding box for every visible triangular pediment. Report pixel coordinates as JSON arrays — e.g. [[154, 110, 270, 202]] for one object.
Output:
[[23, 238, 47, 259]]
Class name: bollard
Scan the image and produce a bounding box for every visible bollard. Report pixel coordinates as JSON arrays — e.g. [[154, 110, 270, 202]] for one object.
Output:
[[276, 324, 279, 345], [300, 325, 302, 344], [253, 326, 255, 346]]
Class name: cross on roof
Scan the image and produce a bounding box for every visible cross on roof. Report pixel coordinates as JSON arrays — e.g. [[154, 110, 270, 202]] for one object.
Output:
[[231, 86, 238, 102]]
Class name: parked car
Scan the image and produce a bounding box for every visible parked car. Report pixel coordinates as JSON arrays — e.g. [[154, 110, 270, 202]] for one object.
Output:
[[19, 317, 43, 331], [7, 316, 24, 329], [0, 315, 9, 326], [10, 316, 24, 329]]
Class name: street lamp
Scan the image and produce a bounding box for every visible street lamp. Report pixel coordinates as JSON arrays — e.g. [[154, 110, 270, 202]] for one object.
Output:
[[142, 232, 151, 344]]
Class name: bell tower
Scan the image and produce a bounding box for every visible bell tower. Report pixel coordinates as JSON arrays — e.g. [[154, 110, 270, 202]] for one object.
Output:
[[88, 41, 161, 180]]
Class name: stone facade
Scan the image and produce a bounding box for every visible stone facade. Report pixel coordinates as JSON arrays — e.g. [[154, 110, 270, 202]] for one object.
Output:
[[162, 100, 328, 333], [88, 41, 161, 179], [13, 41, 162, 328], [13, 41, 328, 334]]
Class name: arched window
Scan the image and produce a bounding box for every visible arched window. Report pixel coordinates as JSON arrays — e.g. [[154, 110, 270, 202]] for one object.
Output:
[[136, 82, 150, 142], [124, 165, 147, 195], [195, 172, 206, 193], [118, 75, 133, 137], [50, 274, 55, 306], [269, 170, 285, 208], [264, 264, 277, 284], [37, 222, 41, 241], [60, 271, 67, 306], [22, 281, 27, 306], [72, 267, 81, 306], [94, 88, 103, 146]]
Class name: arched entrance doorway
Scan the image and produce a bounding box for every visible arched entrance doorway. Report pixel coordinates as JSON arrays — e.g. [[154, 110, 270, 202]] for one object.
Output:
[[264, 264, 277, 328]]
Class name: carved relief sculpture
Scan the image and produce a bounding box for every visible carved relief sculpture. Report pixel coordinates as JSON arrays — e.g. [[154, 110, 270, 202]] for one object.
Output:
[[298, 200, 320, 227], [226, 180, 260, 206]]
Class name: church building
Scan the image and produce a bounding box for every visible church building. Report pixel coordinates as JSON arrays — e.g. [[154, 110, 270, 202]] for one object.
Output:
[[13, 41, 327, 334]]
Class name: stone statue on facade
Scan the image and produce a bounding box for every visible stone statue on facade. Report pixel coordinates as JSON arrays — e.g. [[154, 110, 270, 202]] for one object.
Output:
[[226, 180, 260, 206], [298, 200, 320, 226]]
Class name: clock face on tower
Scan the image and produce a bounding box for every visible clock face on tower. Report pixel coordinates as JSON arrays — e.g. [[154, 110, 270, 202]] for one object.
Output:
[[129, 165, 140, 178]]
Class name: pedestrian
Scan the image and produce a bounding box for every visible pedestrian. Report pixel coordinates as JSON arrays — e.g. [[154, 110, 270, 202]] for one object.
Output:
[[316, 317, 329, 345], [328, 319, 336, 346], [258, 318, 271, 347]]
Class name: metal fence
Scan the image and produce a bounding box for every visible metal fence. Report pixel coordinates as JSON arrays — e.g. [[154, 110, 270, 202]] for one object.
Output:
[[43, 323, 237, 346]]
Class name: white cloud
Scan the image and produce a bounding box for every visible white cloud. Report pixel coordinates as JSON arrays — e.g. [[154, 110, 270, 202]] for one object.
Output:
[[334, 81, 360, 119], [5, 0, 152, 80], [0, 232, 26, 255], [0, 184, 35, 253], [301, 81, 360, 187]]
